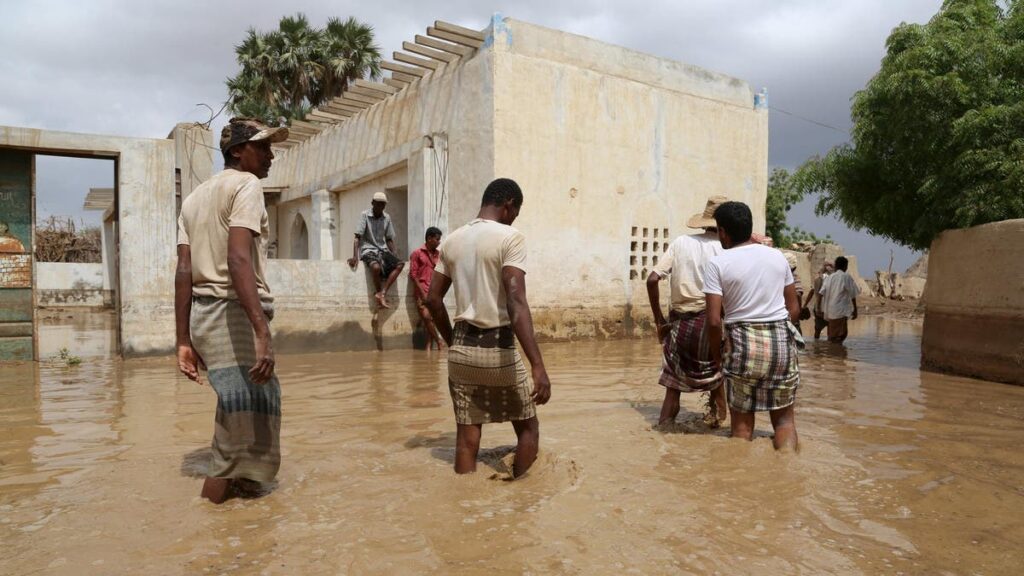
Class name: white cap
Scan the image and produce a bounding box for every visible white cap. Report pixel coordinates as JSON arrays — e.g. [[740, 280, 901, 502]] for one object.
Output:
[[372, 192, 388, 203]]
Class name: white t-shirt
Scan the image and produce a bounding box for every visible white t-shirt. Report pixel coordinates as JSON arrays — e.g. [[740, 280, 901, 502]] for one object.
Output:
[[820, 270, 860, 320], [703, 243, 793, 323], [653, 232, 723, 313], [435, 218, 527, 329]]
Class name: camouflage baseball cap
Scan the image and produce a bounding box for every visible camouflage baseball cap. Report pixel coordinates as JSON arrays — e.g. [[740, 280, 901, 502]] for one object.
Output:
[[219, 117, 289, 152]]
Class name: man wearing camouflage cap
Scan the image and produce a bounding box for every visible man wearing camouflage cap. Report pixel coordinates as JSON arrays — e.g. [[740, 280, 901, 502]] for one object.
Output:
[[175, 117, 288, 503]]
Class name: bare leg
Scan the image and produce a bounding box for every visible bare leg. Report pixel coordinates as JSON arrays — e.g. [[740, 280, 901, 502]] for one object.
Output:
[[511, 417, 540, 477], [454, 423, 482, 474], [730, 409, 755, 441], [201, 477, 232, 504], [369, 261, 385, 308], [711, 384, 728, 422], [769, 404, 799, 451], [382, 263, 405, 296], [658, 388, 681, 425]]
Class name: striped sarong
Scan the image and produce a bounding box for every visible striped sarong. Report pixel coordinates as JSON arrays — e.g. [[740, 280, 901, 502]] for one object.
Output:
[[447, 322, 535, 425], [659, 310, 722, 392], [723, 320, 800, 413], [190, 297, 281, 482]]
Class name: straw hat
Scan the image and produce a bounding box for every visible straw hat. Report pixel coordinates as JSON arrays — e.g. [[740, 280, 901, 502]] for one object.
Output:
[[686, 195, 729, 229]]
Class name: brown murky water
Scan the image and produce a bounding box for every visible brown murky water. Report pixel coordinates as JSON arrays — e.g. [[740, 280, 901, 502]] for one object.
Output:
[[2, 315, 1023, 575]]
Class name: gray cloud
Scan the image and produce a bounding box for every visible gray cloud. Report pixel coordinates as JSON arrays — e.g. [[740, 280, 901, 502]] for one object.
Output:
[[1, 0, 941, 272]]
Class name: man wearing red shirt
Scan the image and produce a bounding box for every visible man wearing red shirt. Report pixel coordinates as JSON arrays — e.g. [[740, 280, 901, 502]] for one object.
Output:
[[410, 227, 444, 349]]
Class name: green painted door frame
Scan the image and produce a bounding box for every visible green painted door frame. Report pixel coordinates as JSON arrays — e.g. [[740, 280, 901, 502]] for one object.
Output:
[[0, 149, 35, 361]]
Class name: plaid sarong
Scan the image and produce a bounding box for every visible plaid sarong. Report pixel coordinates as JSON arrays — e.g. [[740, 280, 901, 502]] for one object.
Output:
[[659, 310, 722, 392], [447, 322, 535, 425], [190, 297, 281, 482], [723, 320, 800, 413]]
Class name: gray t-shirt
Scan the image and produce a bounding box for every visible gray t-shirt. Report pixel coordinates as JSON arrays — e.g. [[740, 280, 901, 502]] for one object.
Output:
[[355, 209, 396, 257]]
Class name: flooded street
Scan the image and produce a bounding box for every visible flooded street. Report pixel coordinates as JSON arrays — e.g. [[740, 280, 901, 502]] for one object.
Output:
[[2, 315, 1023, 575]]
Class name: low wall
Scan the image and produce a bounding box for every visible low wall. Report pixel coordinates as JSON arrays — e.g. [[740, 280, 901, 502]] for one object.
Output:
[[922, 219, 1024, 385], [35, 262, 113, 307]]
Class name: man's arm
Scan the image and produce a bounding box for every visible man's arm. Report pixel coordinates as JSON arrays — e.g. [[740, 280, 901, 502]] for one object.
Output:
[[227, 227, 274, 384], [803, 282, 816, 308], [347, 234, 360, 268], [503, 267, 551, 405], [784, 283, 801, 323], [425, 271, 453, 345], [705, 293, 724, 369], [175, 245, 203, 384], [646, 272, 670, 340], [851, 297, 858, 320], [387, 238, 401, 259]]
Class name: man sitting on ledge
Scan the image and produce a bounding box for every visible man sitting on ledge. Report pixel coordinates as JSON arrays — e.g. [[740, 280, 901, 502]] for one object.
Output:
[[348, 191, 405, 309]]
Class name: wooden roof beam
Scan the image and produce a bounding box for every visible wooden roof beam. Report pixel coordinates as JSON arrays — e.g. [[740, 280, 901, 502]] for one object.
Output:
[[322, 101, 363, 114], [389, 72, 419, 85], [353, 79, 398, 94], [308, 110, 350, 122], [426, 26, 483, 49], [329, 96, 372, 109], [291, 120, 324, 133], [382, 61, 426, 78], [402, 41, 457, 63], [384, 78, 411, 90], [434, 20, 486, 41], [346, 85, 390, 101], [394, 51, 439, 71], [415, 34, 473, 57]]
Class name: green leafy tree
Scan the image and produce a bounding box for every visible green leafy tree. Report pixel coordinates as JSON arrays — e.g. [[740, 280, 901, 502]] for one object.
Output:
[[790, 0, 1024, 250], [226, 14, 382, 125], [766, 167, 829, 248]]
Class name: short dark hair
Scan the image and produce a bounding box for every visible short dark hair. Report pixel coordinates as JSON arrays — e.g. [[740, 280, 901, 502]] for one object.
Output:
[[222, 145, 239, 167], [425, 226, 442, 240], [713, 201, 753, 244], [481, 178, 523, 208], [835, 256, 849, 271]]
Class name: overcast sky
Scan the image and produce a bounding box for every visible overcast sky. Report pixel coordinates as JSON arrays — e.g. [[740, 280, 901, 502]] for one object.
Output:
[[1, 0, 941, 273]]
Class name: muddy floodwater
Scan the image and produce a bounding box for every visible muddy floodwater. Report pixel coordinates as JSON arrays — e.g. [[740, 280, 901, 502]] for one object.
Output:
[[2, 315, 1023, 574]]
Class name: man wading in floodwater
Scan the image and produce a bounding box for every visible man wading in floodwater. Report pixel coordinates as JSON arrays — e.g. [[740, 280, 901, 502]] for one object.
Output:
[[703, 201, 803, 450], [175, 117, 287, 503], [426, 178, 552, 477], [646, 196, 727, 428]]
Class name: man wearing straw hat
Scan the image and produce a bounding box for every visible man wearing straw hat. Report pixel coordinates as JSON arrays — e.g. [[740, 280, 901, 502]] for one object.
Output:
[[646, 196, 728, 428], [175, 117, 289, 503]]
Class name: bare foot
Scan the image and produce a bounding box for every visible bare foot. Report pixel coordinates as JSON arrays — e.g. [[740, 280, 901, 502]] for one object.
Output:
[[375, 292, 390, 309], [201, 477, 232, 504]]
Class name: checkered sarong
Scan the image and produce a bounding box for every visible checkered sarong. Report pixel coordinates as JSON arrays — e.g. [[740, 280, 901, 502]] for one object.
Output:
[[447, 322, 535, 425], [190, 297, 281, 482], [724, 320, 800, 412], [659, 310, 722, 392]]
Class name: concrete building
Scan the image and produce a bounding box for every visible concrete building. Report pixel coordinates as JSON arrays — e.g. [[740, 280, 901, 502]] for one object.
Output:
[[0, 15, 769, 359], [260, 15, 769, 349], [922, 219, 1023, 385]]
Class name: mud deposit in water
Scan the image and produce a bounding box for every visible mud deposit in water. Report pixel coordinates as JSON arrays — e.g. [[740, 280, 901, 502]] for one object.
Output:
[[2, 317, 1023, 574]]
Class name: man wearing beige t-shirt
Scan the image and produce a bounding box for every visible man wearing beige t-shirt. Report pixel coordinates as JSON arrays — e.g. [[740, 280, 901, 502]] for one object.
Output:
[[425, 178, 551, 478], [175, 117, 287, 504], [646, 196, 727, 428]]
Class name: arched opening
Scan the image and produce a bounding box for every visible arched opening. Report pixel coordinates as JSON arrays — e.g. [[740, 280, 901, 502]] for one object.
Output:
[[290, 213, 308, 259]]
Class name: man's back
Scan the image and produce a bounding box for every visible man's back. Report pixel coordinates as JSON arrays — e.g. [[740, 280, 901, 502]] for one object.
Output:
[[178, 168, 271, 301], [436, 218, 526, 329], [703, 243, 792, 323], [655, 232, 722, 313], [821, 270, 859, 320]]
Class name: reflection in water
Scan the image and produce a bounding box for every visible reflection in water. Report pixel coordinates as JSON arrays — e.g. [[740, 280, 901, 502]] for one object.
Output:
[[1, 316, 1022, 574]]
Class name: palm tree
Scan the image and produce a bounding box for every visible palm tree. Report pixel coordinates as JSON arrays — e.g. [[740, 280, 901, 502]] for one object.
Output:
[[226, 13, 382, 126]]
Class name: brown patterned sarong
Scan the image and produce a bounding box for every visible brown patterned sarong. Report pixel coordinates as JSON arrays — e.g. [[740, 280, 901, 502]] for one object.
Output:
[[659, 309, 723, 393], [190, 297, 281, 482], [447, 322, 535, 425]]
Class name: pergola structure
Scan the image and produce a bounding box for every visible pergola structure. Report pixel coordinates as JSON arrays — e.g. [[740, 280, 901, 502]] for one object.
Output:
[[273, 20, 485, 149]]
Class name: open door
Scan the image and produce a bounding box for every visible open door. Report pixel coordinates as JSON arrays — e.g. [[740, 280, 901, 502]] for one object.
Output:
[[0, 149, 35, 361]]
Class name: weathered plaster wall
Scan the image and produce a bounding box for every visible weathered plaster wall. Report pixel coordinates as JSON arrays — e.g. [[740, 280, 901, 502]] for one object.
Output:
[[35, 262, 112, 307], [922, 219, 1024, 385], [1, 126, 177, 356], [489, 18, 769, 338]]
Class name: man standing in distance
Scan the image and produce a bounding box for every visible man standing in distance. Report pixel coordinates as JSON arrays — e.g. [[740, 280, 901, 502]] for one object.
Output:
[[348, 192, 404, 309], [646, 196, 727, 428], [176, 117, 287, 503], [426, 178, 551, 477], [703, 202, 803, 450], [804, 262, 834, 339], [819, 256, 859, 344], [410, 226, 444, 350]]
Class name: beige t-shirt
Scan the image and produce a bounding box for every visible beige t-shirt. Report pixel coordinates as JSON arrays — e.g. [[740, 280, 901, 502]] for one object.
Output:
[[177, 169, 272, 301], [435, 218, 527, 329], [653, 231, 723, 313]]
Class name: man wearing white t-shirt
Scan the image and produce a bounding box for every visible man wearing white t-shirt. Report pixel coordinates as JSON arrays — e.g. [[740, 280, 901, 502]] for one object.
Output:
[[819, 256, 860, 344], [703, 202, 803, 450]]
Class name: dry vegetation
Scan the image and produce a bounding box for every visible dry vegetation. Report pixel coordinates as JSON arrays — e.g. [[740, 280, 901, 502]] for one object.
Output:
[[34, 216, 101, 263]]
